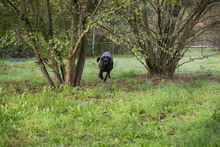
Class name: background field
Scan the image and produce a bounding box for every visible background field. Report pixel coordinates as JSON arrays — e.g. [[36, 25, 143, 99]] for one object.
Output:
[[0, 48, 220, 146]]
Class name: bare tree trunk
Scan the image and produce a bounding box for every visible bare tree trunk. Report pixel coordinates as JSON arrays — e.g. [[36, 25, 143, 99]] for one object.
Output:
[[65, 54, 76, 85], [74, 35, 88, 86], [112, 24, 116, 54]]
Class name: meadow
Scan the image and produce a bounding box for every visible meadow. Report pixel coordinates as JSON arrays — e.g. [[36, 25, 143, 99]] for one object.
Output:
[[0, 48, 220, 146]]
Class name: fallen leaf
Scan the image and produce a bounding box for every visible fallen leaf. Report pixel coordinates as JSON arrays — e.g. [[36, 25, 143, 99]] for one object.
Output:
[[28, 120, 35, 124]]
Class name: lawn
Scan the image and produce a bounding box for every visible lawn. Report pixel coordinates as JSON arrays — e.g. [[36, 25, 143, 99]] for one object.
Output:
[[0, 48, 220, 146]]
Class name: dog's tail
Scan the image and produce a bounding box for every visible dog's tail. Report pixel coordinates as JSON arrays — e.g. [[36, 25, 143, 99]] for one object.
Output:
[[97, 57, 100, 62]]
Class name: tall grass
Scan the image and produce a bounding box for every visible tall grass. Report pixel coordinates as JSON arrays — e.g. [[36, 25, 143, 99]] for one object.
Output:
[[0, 48, 220, 146]]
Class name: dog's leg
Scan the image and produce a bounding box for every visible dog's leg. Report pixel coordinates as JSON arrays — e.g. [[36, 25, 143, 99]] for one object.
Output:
[[99, 71, 103, 79], [99, 72, 101, 78], [108, 72, 110, 78], [104, 73, 108, 83]]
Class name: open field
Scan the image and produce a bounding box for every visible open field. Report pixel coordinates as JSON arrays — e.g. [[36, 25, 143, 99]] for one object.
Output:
[[0, 48, 220, 146]]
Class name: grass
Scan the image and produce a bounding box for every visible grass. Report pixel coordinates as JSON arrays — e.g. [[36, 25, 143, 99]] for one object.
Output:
[[0, 48, 220, 146], [177, 48, 220, 77]]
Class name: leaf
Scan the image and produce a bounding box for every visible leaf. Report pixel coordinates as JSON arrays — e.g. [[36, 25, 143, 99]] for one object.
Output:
[[28, 120, 35, 124]]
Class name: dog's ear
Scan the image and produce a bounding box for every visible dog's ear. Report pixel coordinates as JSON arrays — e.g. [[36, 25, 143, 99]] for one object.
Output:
[[97, 57, 100, 62]]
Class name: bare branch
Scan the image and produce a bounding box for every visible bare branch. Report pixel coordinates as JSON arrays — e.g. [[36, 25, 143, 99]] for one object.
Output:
[[149, 2, 158, 13], [92, 0, 103, 16], [177, 52, 220, 68], [186, 21, 220, 46]]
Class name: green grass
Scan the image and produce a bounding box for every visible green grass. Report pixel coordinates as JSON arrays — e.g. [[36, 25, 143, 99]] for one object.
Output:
[[0, 48, 220, 146], [177, 48, 220, 77]]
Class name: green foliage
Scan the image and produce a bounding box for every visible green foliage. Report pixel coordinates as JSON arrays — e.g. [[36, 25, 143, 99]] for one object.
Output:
[[0, 35, 34, 58]]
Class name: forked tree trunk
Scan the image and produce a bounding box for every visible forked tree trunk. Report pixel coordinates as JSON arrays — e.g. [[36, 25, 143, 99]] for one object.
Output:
[[64, 0, 101, 86], [64, 0, 78, 86], [145, 52, 177, 77], [7, 0, 102, 88]]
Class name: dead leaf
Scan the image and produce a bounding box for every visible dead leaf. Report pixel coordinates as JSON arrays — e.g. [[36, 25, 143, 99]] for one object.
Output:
[[28, 120, 35, 124]]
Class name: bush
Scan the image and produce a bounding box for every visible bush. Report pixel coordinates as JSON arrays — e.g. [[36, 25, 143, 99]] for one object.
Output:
[[0, 37, 34, 58]]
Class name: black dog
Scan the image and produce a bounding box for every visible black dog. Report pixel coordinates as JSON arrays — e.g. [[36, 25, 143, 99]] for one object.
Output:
[[97, 52, 113, 83]]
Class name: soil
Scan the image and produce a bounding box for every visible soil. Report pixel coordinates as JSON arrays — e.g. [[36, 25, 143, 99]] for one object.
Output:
[[81, 73, 220, 89]]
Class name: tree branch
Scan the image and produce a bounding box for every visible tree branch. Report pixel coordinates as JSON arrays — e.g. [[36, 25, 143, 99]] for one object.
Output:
[[92, 0, 103, 16], [71, 0, 103, 56], [177, 52, 220, 68], [127, 45, 150, 71], [6, 0, 20, 13], [186, 21, 220, 46]]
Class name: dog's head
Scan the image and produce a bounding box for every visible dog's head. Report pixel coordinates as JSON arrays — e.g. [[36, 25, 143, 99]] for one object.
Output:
[[101, 56, 110, 65]]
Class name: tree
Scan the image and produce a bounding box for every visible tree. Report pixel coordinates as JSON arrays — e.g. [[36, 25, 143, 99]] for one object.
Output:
[[0, 0, 103, 87], [99, 0, 220, 76]]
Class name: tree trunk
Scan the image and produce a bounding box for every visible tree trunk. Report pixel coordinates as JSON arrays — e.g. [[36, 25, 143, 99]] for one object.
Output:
[[60, 60, 66, 82], [45, 0, 63, 86], [37, 58, 55, 87], [20, 42, 26, 57], [64, 0, 78, 86], [74, 35, 88, 86], [48, 44, 63, 86], [65, 54, 76, 85], [145, 49, 177, 77]]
